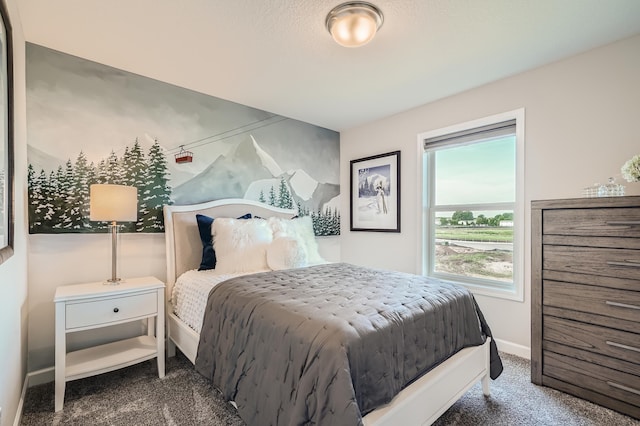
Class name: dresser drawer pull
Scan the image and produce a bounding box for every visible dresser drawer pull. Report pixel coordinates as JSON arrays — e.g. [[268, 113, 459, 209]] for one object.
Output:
[[606, 260, 640, 268], [605, 301, 640, 310], [606, 340, 640, 353], [607, 381, 640, 397], [113, 308, 119, 313], [606, 221, 640, 227]]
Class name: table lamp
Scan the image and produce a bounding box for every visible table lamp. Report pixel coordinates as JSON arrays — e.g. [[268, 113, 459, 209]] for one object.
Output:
[[89, 184, 138, 284]]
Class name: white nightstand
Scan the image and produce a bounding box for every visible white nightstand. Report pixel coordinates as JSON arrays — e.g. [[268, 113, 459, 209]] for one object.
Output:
[[54, 276, 165, 412]]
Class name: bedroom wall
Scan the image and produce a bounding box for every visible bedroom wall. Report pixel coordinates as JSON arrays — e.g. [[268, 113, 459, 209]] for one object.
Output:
[[340, 34, 640, 357], [0, 0, 28, 424]]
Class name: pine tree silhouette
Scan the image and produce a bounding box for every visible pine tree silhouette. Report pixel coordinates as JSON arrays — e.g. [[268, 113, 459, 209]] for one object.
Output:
[[138, 139, 172, 232]]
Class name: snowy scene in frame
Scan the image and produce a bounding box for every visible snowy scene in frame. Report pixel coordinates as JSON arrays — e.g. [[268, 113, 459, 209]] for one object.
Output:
[[350, 151, 400, 232], [26, 43, 340, 235]]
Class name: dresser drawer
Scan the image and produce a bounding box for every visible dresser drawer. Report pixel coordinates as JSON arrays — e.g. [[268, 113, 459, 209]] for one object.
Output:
[[543, 280, 640, 326], [66, 291, 158, 330], [544, 351, 640, 408], [544, 316, 640, 364], [543, 208, 640, 238], [543, 245, 640, 281]]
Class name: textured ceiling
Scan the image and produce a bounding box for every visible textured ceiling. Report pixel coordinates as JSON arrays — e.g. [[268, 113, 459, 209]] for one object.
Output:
[[16, 0, 640, 131]]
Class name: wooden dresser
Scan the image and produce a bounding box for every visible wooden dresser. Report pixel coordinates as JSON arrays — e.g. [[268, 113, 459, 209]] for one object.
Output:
[[531, 196, 640, 419]]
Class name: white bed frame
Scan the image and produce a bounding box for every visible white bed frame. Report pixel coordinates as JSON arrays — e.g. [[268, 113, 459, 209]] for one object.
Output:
[[163, 198, 491, 426]]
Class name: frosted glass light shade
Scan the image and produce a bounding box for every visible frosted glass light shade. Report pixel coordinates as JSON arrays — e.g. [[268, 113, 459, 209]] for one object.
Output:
[[89, 184, 137, 222], [326, 2, 383, 48]]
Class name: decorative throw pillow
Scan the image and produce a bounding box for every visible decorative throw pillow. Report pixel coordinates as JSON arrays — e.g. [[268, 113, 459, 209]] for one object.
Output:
[[267, 216, 325, 264], [195, 213, 251, 270], [212, 217, 274, 273], [267, 237, 308, 270]]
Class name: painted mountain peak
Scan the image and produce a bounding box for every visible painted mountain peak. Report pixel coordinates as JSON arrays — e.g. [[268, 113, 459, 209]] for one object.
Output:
[[173, 134, 340, 225]]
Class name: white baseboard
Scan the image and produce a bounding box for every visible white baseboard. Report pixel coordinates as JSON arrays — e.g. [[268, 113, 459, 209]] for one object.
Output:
[[494, 338, 530, 359], [12, 367, 55, 426], [26, 366, 55, 387], [13, 372, 29, 426]]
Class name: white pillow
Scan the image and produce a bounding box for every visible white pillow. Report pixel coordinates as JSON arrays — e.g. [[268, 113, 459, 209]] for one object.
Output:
[[212, 218, 273, 273], [267, 216, 325, 265], [267, 237, 308, 270]]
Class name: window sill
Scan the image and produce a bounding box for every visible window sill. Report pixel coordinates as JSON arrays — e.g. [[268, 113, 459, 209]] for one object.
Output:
[[429, 274, 524, 302]]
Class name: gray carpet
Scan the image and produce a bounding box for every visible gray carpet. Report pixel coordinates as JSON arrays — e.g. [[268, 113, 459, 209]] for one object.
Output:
[[21, 352, 639, 425]]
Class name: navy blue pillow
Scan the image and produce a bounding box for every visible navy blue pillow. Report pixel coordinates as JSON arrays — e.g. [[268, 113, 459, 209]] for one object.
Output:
[[196, 213, 252, 270]]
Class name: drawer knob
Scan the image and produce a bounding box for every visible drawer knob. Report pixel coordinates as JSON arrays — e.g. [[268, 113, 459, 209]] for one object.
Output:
[[113, 307, 119, 313]]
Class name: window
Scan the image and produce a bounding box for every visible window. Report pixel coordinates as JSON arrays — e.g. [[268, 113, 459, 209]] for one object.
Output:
[[418, 110, 524, 301]]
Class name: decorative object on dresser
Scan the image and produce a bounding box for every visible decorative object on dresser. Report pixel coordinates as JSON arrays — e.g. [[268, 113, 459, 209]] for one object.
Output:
[[531, 196, 640, 420], [54, 276, 165, 412], [621, 154, 640, 183], [89, 184, 138, 284]]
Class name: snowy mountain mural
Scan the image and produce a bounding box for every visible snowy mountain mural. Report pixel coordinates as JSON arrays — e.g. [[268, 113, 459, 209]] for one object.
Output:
[[26, 43, 340, 235], [173, 135, 339, 213]]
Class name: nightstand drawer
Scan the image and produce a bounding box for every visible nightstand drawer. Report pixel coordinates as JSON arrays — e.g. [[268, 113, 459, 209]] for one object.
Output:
[[66, 291, 158, 330]]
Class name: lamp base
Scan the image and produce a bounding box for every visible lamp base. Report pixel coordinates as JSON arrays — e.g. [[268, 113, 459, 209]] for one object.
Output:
[[103, 277, 125, 286]]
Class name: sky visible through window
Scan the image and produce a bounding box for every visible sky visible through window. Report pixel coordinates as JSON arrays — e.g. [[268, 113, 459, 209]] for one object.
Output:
[[434, 136, 515, 206]]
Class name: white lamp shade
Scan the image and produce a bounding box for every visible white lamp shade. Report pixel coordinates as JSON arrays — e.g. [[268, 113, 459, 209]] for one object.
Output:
[[90, 184, 138, 222]]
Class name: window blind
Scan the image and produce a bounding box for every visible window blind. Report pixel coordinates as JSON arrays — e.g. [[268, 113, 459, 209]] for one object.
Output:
[[423, 119, 516, 151]]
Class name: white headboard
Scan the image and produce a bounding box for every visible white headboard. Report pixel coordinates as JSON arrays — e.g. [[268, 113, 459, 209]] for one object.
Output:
[[163, 198, 296, 296]]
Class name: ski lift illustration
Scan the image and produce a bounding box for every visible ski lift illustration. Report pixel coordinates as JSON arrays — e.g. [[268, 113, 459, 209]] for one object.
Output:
[[174, 145, 193, 164]]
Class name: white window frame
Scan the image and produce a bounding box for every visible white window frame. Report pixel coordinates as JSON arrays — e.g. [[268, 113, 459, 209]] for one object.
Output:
[[416, 109, 525, 301]]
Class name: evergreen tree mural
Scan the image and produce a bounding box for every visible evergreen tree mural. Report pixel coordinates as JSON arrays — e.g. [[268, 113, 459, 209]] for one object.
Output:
[[51, 166, 66, 229], [138, 139, 172, 232], [27, 165, 40, 232], [59, 159, 75, 229], [68, 151, 91, 230], [27, 137, 172, 234], [276, 176, 293, 209], [268, 185, 276, 206]]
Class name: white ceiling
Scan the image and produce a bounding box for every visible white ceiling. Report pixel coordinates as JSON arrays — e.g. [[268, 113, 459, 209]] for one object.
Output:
[[16, 0, 640, 131]]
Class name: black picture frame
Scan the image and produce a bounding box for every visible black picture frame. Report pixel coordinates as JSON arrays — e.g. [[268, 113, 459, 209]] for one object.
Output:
[[0, 0, 13, 266], [350, 150, 400, 232]]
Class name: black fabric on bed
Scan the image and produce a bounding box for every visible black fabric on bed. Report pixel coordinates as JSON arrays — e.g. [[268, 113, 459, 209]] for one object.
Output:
[[195, 213, 251, 270], [195, 263, 502, 426]]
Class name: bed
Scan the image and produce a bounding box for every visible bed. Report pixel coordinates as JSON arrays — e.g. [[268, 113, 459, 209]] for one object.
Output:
[[163, 198, 501, 426]]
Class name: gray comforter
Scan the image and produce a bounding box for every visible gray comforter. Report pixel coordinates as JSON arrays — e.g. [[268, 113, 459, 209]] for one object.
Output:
[[195, 263, 502, 426]]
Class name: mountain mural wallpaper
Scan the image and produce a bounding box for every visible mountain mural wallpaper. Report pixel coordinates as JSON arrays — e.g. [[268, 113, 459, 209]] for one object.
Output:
[[26, 44, 340, 235]]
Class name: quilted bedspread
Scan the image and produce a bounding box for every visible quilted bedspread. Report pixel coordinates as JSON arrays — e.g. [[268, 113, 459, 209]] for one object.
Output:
[[195, 263, 502, 426]]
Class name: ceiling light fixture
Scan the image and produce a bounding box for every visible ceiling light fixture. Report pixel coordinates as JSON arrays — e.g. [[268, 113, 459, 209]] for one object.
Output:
[[326, 2, 384, 48]]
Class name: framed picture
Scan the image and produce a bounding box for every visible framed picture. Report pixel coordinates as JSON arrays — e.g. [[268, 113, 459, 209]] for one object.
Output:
[[0, 0, 13, 266], [350, 150, 400, 232]]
